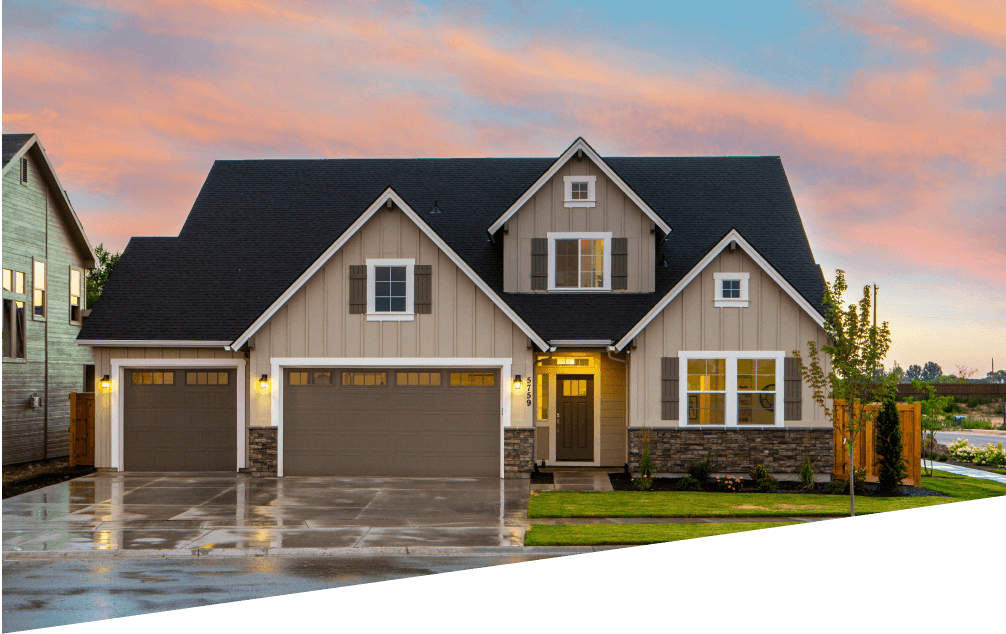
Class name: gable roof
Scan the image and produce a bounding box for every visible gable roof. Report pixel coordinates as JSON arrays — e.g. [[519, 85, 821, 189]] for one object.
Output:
[[2, 133, 98, 268], [77, 147, 826, 347], [487, 137, 672, 236]]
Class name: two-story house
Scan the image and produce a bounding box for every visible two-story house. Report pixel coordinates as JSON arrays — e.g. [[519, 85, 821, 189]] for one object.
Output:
[[3, 133, 97, 465], [77, 138, 834, 479]]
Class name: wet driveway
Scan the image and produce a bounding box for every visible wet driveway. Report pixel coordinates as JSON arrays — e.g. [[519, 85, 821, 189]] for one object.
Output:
[[2, 473, 531, 555]]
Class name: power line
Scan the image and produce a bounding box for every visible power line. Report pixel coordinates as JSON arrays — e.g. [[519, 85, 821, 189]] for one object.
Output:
[[885, 315, 1006, 324]]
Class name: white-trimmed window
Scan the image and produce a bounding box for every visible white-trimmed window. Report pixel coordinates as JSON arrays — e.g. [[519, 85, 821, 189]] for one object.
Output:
[[679, 351, 784, 427], [69, 268, 83, 324], [563, 176, 596, 208], [32, 260, 46, 319], [366, 258, 414, 321], [547, 232, 611, 291], [713, 272, 749, 307]]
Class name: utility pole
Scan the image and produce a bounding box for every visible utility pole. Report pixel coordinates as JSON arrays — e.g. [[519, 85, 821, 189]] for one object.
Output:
[[873, 284, 878, 328]]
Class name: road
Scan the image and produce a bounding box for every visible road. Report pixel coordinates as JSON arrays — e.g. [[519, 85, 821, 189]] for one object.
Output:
[[934, 431, 1005, 448]]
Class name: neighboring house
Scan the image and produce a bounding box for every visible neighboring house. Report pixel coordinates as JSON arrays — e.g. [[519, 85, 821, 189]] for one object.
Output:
[[3, 133, 97, 465], [77, 138, 834, 479]]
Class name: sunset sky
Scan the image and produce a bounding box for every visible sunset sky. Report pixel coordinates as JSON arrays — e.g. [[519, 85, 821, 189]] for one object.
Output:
[[3, 0, 1003, 375]]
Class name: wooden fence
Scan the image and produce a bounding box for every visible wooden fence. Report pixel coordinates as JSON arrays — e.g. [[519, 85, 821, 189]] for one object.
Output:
[[68, 393, 94, 467], [896, 384, 1006, 400], [833, 401, 922, 487]]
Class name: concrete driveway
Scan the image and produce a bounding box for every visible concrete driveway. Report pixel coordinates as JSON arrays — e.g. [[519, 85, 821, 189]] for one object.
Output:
[[2, 473, 531, 556]]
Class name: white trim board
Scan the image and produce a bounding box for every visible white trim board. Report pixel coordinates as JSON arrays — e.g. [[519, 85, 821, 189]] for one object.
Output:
[[487, 137, 672, 236], [613, 229, 826, 351], [108, 358, 247, 472], [268, 357, 514, 479], [230, 188, 549, 352]]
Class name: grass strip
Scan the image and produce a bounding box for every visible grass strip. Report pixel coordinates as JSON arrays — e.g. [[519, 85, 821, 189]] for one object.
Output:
[[524, 522, 797, 546], [920, 471, 1006, 500], [528, 490, 949, 518]]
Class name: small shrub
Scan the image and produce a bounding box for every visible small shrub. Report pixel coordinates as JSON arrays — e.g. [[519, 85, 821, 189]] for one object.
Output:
[[757, 478, 778, 493], [632, 476, 653, 491], [676, 476, 702, 491], [714, 476, 743, 493], [948, 439, 1006, 466], [639, 443, 655, 478], [943, 402, 965, 414], [824, 480, 847, 495], [995, 404, 1004, 415], [687, 455, 713, 485], [799, 455, 815, 489], [854, 466, 868, 490], [960, 418, 994, 430], [749, 464, 778, 493], [937, 454, 948, 462], [749, 464, 771, 482]]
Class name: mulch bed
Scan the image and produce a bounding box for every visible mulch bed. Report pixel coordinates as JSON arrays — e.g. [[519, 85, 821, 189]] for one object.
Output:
[[2, 457, 95, 499], [530, 469, 554, 485], [607, 472, 945, 497]]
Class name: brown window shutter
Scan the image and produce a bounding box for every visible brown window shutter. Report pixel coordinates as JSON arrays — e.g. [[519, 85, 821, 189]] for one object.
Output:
[[531, 238, 548, 290], [348, 265, 367, 314], [661, 357, 679, 420], [612, 238, 628, 290], [414, 265, 432, 314], [784, 357, 803, 420]]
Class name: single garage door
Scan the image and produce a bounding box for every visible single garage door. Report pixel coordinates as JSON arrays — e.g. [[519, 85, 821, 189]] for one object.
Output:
[[123, 368, 237, 471], [283, 368, 500, 476]]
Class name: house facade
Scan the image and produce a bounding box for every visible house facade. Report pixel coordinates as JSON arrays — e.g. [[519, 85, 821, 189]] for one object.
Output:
[[78, 138, 833, 479], [3, 133, 97, 465]]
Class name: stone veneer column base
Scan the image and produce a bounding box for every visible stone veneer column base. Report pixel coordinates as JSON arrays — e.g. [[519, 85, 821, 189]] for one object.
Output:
[[504, 428, 534, 478], [242, 427, 277, 477], [628, 427, 834, 480]]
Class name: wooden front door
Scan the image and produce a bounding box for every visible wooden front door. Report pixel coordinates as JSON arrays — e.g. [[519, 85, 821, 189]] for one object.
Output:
[[556, 375, 593, 461]]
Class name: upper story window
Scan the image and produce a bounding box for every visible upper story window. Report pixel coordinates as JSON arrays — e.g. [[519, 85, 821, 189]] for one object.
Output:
[[69, 268, 83, 324], [563, 176, 596, 208], [713, 272, 750, 308], [547, 232, 611, 291], [32, 261, 46, 319], [366, 259, 414, 321]]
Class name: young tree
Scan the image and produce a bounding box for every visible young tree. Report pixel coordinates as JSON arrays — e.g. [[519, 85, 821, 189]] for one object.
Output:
[[875, 398, 906, 496], [86, 244, 121, 308], [794, 270, 895, 516]]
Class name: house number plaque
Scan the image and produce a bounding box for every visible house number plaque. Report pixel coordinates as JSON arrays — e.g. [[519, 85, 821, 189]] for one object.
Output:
[[526, 376, 532, 407]]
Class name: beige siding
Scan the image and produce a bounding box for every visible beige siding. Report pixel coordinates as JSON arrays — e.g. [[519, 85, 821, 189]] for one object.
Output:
[[248, 206, 534, 428], [599, 351, 628, 465], [503, 156, 655, 293], [629, 249, 831, 428]]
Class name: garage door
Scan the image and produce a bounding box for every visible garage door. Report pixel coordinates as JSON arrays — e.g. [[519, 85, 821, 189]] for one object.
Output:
[[123, 368, 237, 471], [283, 368, 500, 476]]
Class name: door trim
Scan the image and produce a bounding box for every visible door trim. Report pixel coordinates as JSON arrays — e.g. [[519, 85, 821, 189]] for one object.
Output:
[[270, 357, 513, 478], [109, 358, 247, 472]]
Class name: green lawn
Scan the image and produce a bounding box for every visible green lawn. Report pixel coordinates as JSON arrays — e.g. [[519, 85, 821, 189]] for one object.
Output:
[[524, 521, 798, 546], [920, 471, 1006, 500]]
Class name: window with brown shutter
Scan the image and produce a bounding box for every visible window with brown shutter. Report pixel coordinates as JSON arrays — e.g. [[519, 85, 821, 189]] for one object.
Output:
[[414, 265, 432, 314], [348, 265, 367, 314], [531, 238, 548, 290], [612, 237, 628, 290], [661, 357, 679, 420], [784, 357, 803, 420]]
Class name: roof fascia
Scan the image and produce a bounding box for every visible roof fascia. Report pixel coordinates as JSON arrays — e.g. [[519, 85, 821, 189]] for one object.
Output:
[[487, 137, 672, 236], [76, 340, 232, 347], [230, 188, 550, 352], [613, 229, 826, 351], [4, 135, 98, 268]]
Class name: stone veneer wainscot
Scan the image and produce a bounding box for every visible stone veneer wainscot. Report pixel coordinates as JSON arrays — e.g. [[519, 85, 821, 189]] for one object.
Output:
[[504, 428, 534, 477], [244, 427, 278, 476]]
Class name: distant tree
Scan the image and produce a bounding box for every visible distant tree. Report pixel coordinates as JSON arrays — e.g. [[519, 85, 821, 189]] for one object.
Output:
[[986, 370, 1006, 384], [875, 398, 906, 496], [905, 364, 922, 383], [888, 363, 905, 385], [86, 244, 121, 308], [920, 361, 943, 382]]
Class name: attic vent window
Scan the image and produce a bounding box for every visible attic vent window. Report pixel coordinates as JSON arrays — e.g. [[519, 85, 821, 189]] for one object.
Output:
[[571, 182, 588, 200], [20, 157, 28, 185], [563, 176, 596, 208], [713, 272, 750, 308]]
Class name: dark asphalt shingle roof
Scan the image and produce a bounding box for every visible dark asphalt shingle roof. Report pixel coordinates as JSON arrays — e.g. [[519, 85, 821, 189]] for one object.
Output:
[[78, 156, 826, 344], [3, 134, 34, 167]]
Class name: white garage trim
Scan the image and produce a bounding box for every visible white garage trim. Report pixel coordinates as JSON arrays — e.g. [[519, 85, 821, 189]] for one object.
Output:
[[109, 358, 247, 472], [270, 357, 513, 479]]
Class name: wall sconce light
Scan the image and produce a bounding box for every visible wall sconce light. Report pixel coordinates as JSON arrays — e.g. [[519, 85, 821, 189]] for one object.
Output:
[[259, 374, 269, 390], [513, 374, 522, 392], [99, 375, 111, 390]]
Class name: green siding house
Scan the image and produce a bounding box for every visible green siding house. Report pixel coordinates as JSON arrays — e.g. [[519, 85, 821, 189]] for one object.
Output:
[[2, 133, 97, 465]]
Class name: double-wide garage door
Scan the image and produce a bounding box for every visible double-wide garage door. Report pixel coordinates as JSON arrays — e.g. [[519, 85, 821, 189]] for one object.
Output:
[[283, 368, 500, 477], [123, 368, 237, 471]]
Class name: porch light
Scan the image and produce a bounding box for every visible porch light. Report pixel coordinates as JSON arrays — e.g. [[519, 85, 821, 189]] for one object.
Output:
[[100, 375, 110, 390], [259, 374, 269, 390], [513, 374, 522, 392]]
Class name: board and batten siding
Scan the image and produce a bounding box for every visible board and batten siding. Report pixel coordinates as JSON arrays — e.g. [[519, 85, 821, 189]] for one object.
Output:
[[90, 347, 247, 469], [502, 156, 655, 293], [2, 149, 95, 465], [247, 206, 534, 428], [629, 248, 831, 429]]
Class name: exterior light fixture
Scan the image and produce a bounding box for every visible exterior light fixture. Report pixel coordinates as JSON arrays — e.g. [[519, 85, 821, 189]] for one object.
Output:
[[513, 374, 522, 392], [100, 375, 111, 390], [259, 374, 269, 390]]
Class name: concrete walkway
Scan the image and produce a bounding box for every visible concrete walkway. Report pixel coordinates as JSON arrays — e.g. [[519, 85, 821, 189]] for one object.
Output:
[[535, 471, 615, 491], [926, 461, 1006, 484]]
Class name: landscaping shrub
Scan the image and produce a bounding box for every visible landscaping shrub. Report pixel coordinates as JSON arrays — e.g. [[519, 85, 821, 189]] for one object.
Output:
[[676, 477, 702, 491], [749, 464, 771, 482], [948, 439, 1006, 467], [937, 454, 948, 462], [714, 476, 743, 493], [875, 398, 906, 496], [799, 455, 815, 490], [995, 404, 1005, 415], [687, 455, 713, 485], [633, 439, 655, 490], [824, 480, 847, 495], [965, 396, 990, 407], [854, 466, 868, 490], [960, 418, 994, 430], [749, 464, 778, 493]]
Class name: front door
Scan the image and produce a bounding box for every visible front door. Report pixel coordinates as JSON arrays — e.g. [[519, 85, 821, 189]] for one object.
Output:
[[556, 375, 593, 461]]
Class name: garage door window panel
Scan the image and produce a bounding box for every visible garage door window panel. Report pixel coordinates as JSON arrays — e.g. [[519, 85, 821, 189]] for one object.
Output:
[[449, 371, 495, 387], [186, 371, 229, 385], [342, 371, 387, 386], [289, 370, 333, 386], [132, 371, 174, 385], [396, 371, 442, 386]]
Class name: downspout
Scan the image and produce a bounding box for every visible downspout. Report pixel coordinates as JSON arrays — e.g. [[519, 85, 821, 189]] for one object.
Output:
[[43, 168, 49, 459]]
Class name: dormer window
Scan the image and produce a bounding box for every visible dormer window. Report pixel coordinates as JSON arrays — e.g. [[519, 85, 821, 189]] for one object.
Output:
[[563, 176, 596, 208], [713, 272, 750, 307], [547, 232, 612, 291]]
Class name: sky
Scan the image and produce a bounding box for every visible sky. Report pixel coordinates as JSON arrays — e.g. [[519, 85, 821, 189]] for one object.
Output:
[[2, 0, 1004, 375]]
